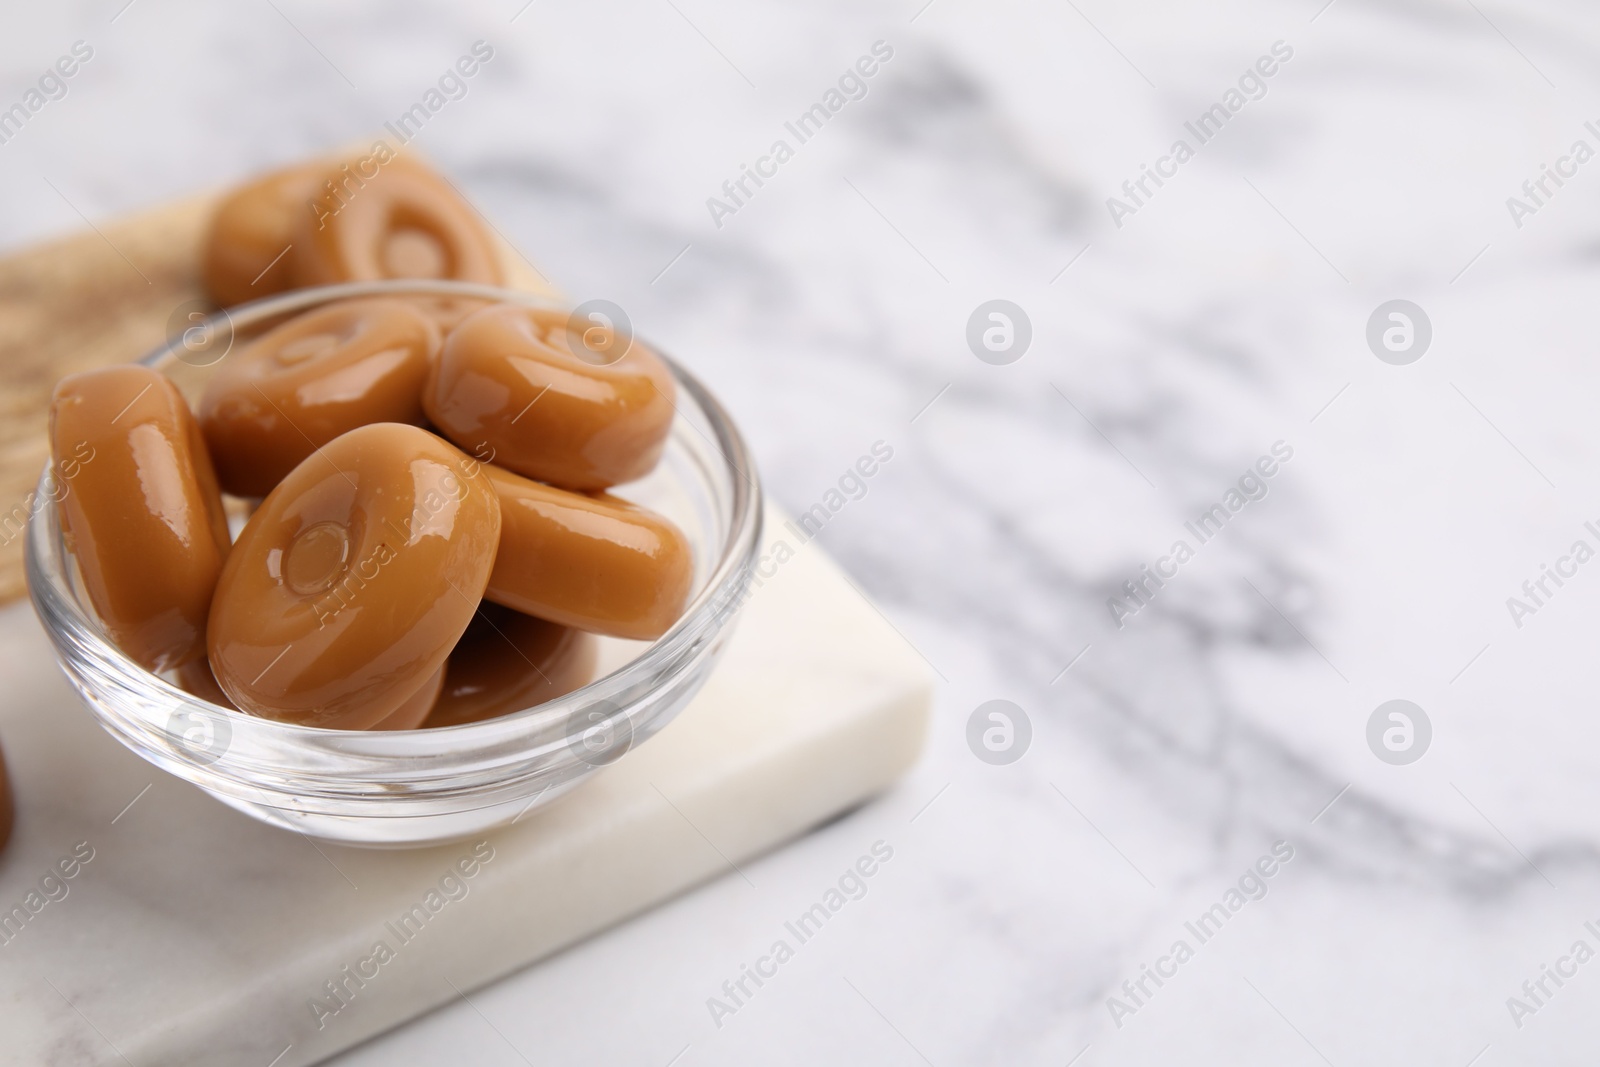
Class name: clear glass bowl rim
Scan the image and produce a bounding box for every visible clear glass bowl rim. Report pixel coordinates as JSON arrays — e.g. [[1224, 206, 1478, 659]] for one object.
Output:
[[24, 279, 762, 804]]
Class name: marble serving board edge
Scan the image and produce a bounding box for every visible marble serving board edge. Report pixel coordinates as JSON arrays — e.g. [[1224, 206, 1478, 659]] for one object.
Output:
[[0, 500, 932, 1066]]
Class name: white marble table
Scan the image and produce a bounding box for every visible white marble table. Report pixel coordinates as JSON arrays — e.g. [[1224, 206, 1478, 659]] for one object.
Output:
[[5, 0, 1600, 1063]]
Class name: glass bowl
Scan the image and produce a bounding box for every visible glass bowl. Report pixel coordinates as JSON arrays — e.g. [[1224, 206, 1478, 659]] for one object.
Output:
[[25, 280, 762, 847]]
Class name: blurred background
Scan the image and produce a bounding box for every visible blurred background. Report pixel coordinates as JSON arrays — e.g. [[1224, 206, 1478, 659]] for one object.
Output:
[[6, 0, 1600, 1063]]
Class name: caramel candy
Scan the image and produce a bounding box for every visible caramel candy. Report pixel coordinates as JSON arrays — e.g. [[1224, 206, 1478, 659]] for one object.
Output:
[[199, 298, 440, 498], [0, 740, 12, 854], [425, 305, 677, 491], [408, 295, 494, 336], [175, 658, 237, 711], [202, 161, 324, 307], [483, 465, 692, 640], [51, 366, 231, 670], [208, 423, 500, 729], [291, 155, 503, 288], [372, 665, 445, 731], [424, 604, 597, 728], [182, 644, 442, 731]]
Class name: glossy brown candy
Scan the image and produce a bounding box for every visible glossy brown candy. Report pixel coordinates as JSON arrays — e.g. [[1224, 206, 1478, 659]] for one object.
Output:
[[372, 666, 445, 731], [207, 423, 501, 729], [199, 297, 441, 498], [181, 640, 444, 731], [483, 465, 692, 640], [407, 295, 494, 336], [201, 161, 325, 307], [423, 604, 597, 728], [51, 366, 231, 670], [424, 304, 678, 491], [175, 658, 238, 710], [291, 155, 503, 288]]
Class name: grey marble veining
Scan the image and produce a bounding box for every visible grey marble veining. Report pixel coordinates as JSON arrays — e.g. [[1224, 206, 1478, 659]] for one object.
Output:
[[4, 0, 1600, 1063]]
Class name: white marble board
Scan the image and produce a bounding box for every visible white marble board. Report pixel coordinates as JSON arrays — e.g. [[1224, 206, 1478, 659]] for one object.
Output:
[[0, 504, 931, 1066]]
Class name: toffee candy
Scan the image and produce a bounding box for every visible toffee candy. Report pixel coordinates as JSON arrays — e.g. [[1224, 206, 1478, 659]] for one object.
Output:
[[207, 423, 500, 729], [201, 161, 325, 307], [291, 156, 503, 288], [424, 304, 676, 491], [51, 366, 231, 670], [175, 658, 237, 711], [423, 604, 597, 728], [181, 638, 442, 731], [199, 297, 440, 498], [483, 465, 692, 641], [407, 295, 494, 336], [372, 666, 446, 731]]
